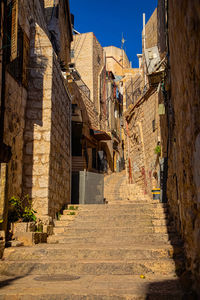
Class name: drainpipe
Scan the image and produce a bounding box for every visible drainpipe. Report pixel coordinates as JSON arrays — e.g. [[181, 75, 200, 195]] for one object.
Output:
[[143, 13, 147, 88], [0, 0, 12, 163]]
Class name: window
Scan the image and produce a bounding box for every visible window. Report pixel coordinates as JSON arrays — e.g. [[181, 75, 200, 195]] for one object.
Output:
[[92, 148, 97, 169], [6, 1, 29, 87], [70, 49, 74, 58], [97, 55, 101, 64]]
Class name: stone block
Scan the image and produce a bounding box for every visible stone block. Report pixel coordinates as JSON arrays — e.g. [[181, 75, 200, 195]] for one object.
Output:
[[43, 224, 53, 235], [7, 240, 24, 247], [12, 222, 36, 235], [38, 176, 49, 188], [34, 132, 42, 140], [0, 240, 5, 259], [42, 131, 51, 142], [32, 188, 48, 198], [24, 176, 33, 188], [14, 232, 47, 246], [33, 164, 47, 176], [25, 142, 33, 155]]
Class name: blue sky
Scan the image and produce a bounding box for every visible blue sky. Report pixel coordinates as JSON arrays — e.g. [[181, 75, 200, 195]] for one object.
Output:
[[69, 0, 157, 67]]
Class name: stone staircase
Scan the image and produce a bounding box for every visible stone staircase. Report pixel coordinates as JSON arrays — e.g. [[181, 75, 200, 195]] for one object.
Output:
[[0, 171, 186, 299], [104, 170, 150, 204]]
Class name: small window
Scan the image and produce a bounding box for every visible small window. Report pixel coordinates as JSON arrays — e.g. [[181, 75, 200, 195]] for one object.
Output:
[[97, 55, 101, 64], [152, 119, 156, 132], [70, 49, 74, 58], [92, 148, 97, 169]]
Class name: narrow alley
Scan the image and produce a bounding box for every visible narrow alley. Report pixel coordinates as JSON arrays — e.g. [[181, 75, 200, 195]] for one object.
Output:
[[0, 0, 199, 298], [0, 172, 185, 299]]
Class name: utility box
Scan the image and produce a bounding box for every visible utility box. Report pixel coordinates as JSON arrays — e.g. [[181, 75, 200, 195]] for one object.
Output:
[[71, 171, 104, 204]]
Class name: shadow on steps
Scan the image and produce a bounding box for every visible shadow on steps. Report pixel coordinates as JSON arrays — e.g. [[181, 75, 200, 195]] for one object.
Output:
[[145, 204, 198, 300], [0, 275, 24, 288]]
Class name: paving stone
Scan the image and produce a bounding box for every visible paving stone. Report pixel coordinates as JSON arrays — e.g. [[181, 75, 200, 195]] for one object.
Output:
[[0, 172, 186, 298]]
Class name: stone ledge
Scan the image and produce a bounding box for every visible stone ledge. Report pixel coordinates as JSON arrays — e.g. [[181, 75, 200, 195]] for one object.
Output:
[[14, 232, 47, 246]]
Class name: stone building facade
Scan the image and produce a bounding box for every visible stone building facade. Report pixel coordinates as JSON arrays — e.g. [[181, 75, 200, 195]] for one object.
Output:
[[104, 46, 131, 75], [71, 33, 105, 115], [124, 9, 161, 196], [158, 0, 200, 294], [71, 32, 126, 174], [0, 0, 73, 237]]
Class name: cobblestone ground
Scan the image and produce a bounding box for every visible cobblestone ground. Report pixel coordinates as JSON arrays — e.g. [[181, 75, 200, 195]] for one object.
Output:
[[0, 171, 186, 299]]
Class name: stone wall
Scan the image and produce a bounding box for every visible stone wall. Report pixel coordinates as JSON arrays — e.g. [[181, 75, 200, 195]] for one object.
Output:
[[4, 74, 27, 200], [42, 0, 72, 67], [165, 0, 200, 293], [143, 8, 158, 51], [23, 22, 53, 220], [104, 46, 130, 75], [48, 55, 71, 217], [0, 0, 72, 225], [68, 82, 99, 130], [71, 32, 105, 118], [0, 0, 46, 223], [71, 33, 94, 100], [126, 89, 160, 195], [93, 34, 104, 115], [23, 20, 71, 221]]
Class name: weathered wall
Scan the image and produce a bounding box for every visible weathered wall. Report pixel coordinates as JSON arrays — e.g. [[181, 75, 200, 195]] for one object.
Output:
[[4, 74, 27, 199], [48, 55, 71, 217], [93, 35, 104, 115], [42, 0, 72, 67], [127, 90, 160, 195], [0, 0, 72, 224], [23, 22, 53, 221], [23, 21, 71, 221], [71, 33, 94, 100], [68, 82, 99, 130], [104, 46, 130, 75], [157, 0, 166, 55], [166, 0, 200, 292], [1, 0, 46, 209], [143, 8, 158, 51], [124, 5, 160, 192], [72, 32, 105, 117]]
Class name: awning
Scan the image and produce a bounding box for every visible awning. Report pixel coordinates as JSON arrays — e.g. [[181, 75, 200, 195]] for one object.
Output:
[[90, 129, 111, 141]]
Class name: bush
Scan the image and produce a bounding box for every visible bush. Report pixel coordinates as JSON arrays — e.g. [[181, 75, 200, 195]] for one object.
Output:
[[8, 195, 37, 223], [154, 145, 161, 155]]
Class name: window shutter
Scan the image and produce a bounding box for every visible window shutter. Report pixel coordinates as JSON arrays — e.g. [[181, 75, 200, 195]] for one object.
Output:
[[22, 32, 29, 87], [10, 0, 18, 61]]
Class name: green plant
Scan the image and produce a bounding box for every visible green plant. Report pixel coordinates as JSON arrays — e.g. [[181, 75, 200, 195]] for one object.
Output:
[[8, 195, 37, 223], [35, 221, 43, 232], [68, 205, 78, 210], [56, 212, 62, 220], [67, 211, 75, 215], [154, 145, 161, 155]]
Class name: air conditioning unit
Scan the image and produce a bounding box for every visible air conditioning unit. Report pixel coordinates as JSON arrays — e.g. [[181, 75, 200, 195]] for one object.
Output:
[[68, 63, 75, 70]]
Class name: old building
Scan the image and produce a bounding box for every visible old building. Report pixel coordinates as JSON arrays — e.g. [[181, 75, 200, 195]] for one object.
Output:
[[71, 32, 124, 174], [123, 9, 163, 197], [0, 0, 73, 245], [157, 0, 200, 294]]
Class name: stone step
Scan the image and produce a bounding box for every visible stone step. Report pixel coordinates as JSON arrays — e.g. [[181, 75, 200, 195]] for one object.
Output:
[[75, 205, 168, 214], [62, 210, 167, 218], [3, 244, 182, 261], [52, 225, 174, 236], [63, 209, 167, 217], [60, 215, 169, 224], [54, 220, 174, 232], [58, 219, 170, 228], [76, 203, 167, 209], [0, 258, 182, 277], [0, 274, 183, 300], [47, 233, 181, 245]]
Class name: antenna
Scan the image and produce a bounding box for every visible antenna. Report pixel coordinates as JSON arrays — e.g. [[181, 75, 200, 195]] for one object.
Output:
[[121, 33, 126, 49]]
